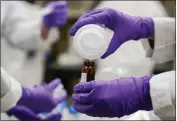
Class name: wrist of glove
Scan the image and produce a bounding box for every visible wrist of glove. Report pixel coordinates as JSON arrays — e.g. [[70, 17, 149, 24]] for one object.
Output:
[[124, 16, 154, 41], [72, 76, 153, 118]]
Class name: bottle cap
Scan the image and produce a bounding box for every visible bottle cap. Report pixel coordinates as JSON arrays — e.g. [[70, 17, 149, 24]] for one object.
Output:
[[74, 24, 109, 60], [84, 60, 90, 66]]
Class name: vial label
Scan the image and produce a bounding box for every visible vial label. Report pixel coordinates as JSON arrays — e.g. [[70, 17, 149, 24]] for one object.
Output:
[[80, 73, 87, 82]]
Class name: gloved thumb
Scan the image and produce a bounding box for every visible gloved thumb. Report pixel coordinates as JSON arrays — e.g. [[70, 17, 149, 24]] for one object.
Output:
[[46, 0, 67, 9], [74, 81, 95, 93], [101, 33, 120, 59], [70, 13, 106, 36], [46, 112, 62, 120], [34, 83, 47, 88], [48, 78, 61, 90]]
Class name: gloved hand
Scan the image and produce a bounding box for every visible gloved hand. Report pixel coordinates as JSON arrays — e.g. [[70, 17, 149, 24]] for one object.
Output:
[[70, 8, 154, 59], [43, 0, 68, 28], [14, 78, 67, 114], [72, 76, 153, 118], [7, 106, 62, 121]]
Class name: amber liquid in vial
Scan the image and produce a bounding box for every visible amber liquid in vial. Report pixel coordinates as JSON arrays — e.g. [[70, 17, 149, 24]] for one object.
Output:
[[82, 60, 90, 73], [87, 61, 95, 82]]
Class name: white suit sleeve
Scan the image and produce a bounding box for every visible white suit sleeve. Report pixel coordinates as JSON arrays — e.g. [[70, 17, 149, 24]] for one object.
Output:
[[150, 71, 175, 120], [1, 1, 59, 51], [152, 17, 175, 64], [150, 17, 176, 120], [1, 67, 22, 112]]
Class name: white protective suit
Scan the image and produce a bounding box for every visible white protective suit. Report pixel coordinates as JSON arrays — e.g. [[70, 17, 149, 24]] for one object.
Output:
[[149, 18, 175, 120], [1, 1, 59, 120], [1, 1, 59, 87], [94, 1, 175, 120], [1, 67, 22, 112]]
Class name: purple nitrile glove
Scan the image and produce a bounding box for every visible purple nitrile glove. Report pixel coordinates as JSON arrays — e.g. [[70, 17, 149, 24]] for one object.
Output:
[[72, 76, 153, 118], [43, 0, 68, 28], [15, 78, 67, 114], [70, 8, 154, 59], [7, 106, 62, 121]]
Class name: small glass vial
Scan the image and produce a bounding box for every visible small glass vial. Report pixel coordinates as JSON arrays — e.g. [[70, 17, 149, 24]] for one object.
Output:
[[82, 61, 90, 73], [87, 61, 95, 82], [80, 60, 90, 82]]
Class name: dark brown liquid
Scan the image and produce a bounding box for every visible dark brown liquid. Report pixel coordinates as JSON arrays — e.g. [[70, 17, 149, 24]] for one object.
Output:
[[82, 60, 90, 73], [82, 60, 96, 82], [87, 71, 95, 81]]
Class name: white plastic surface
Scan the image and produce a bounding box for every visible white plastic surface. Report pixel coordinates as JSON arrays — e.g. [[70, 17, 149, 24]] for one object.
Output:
[[74, 24, 110, 60], [95, 58, 155, 80]]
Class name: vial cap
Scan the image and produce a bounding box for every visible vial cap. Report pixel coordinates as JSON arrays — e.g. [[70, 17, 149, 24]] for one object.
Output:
[[84, 60, 90, 66], [74, 24, 109, 60]]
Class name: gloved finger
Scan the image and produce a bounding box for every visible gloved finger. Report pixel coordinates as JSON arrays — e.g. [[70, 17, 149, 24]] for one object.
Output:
[[72, 93, 92, 104], [33, 83, 46, 88], [46, 0, 68, 9], [42, 83, 47, 86], [54, 8, 68, 14], [7, 106, 40, 121], [55, 19, 68, 26], [48, 78, 61, 90], [70, 12, 106, 36], [101, 33, 121, 59], [85, 112, 99, 117], [33, 85, 38, 88], [48, 9, 68, 17], [47, 10, 68, 18], [45, 12, 68, 26], [54, 90, 67, 103], [55, 0, 68, 7], [85, 9, 103, 15], [56, 14, 68, 23], [73, 102, 93, 114], [54, 5, 68, 12], [78, 9, 103, 21], [74, 81, 95, 93], [46, 112, 62, 120]]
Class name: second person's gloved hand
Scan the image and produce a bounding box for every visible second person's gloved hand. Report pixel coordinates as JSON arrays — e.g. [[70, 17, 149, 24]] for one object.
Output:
[[72, 76, 153, 118], [7, 106, 62, 121], [43, 0, 68, 28], [13, 78, 67, 114], [70, 8, 154, 59]]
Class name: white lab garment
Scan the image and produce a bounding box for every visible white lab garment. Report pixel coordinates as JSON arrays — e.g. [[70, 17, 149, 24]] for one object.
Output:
[[1, 67, 22, 112], [1, 1, 59, 87], [149, 18, 175, 120], [1, 1, 59, 120], [150, 71, 175, 120]]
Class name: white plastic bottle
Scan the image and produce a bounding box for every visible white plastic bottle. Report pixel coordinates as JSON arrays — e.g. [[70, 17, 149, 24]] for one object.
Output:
[[74, 24, 112, 60]]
